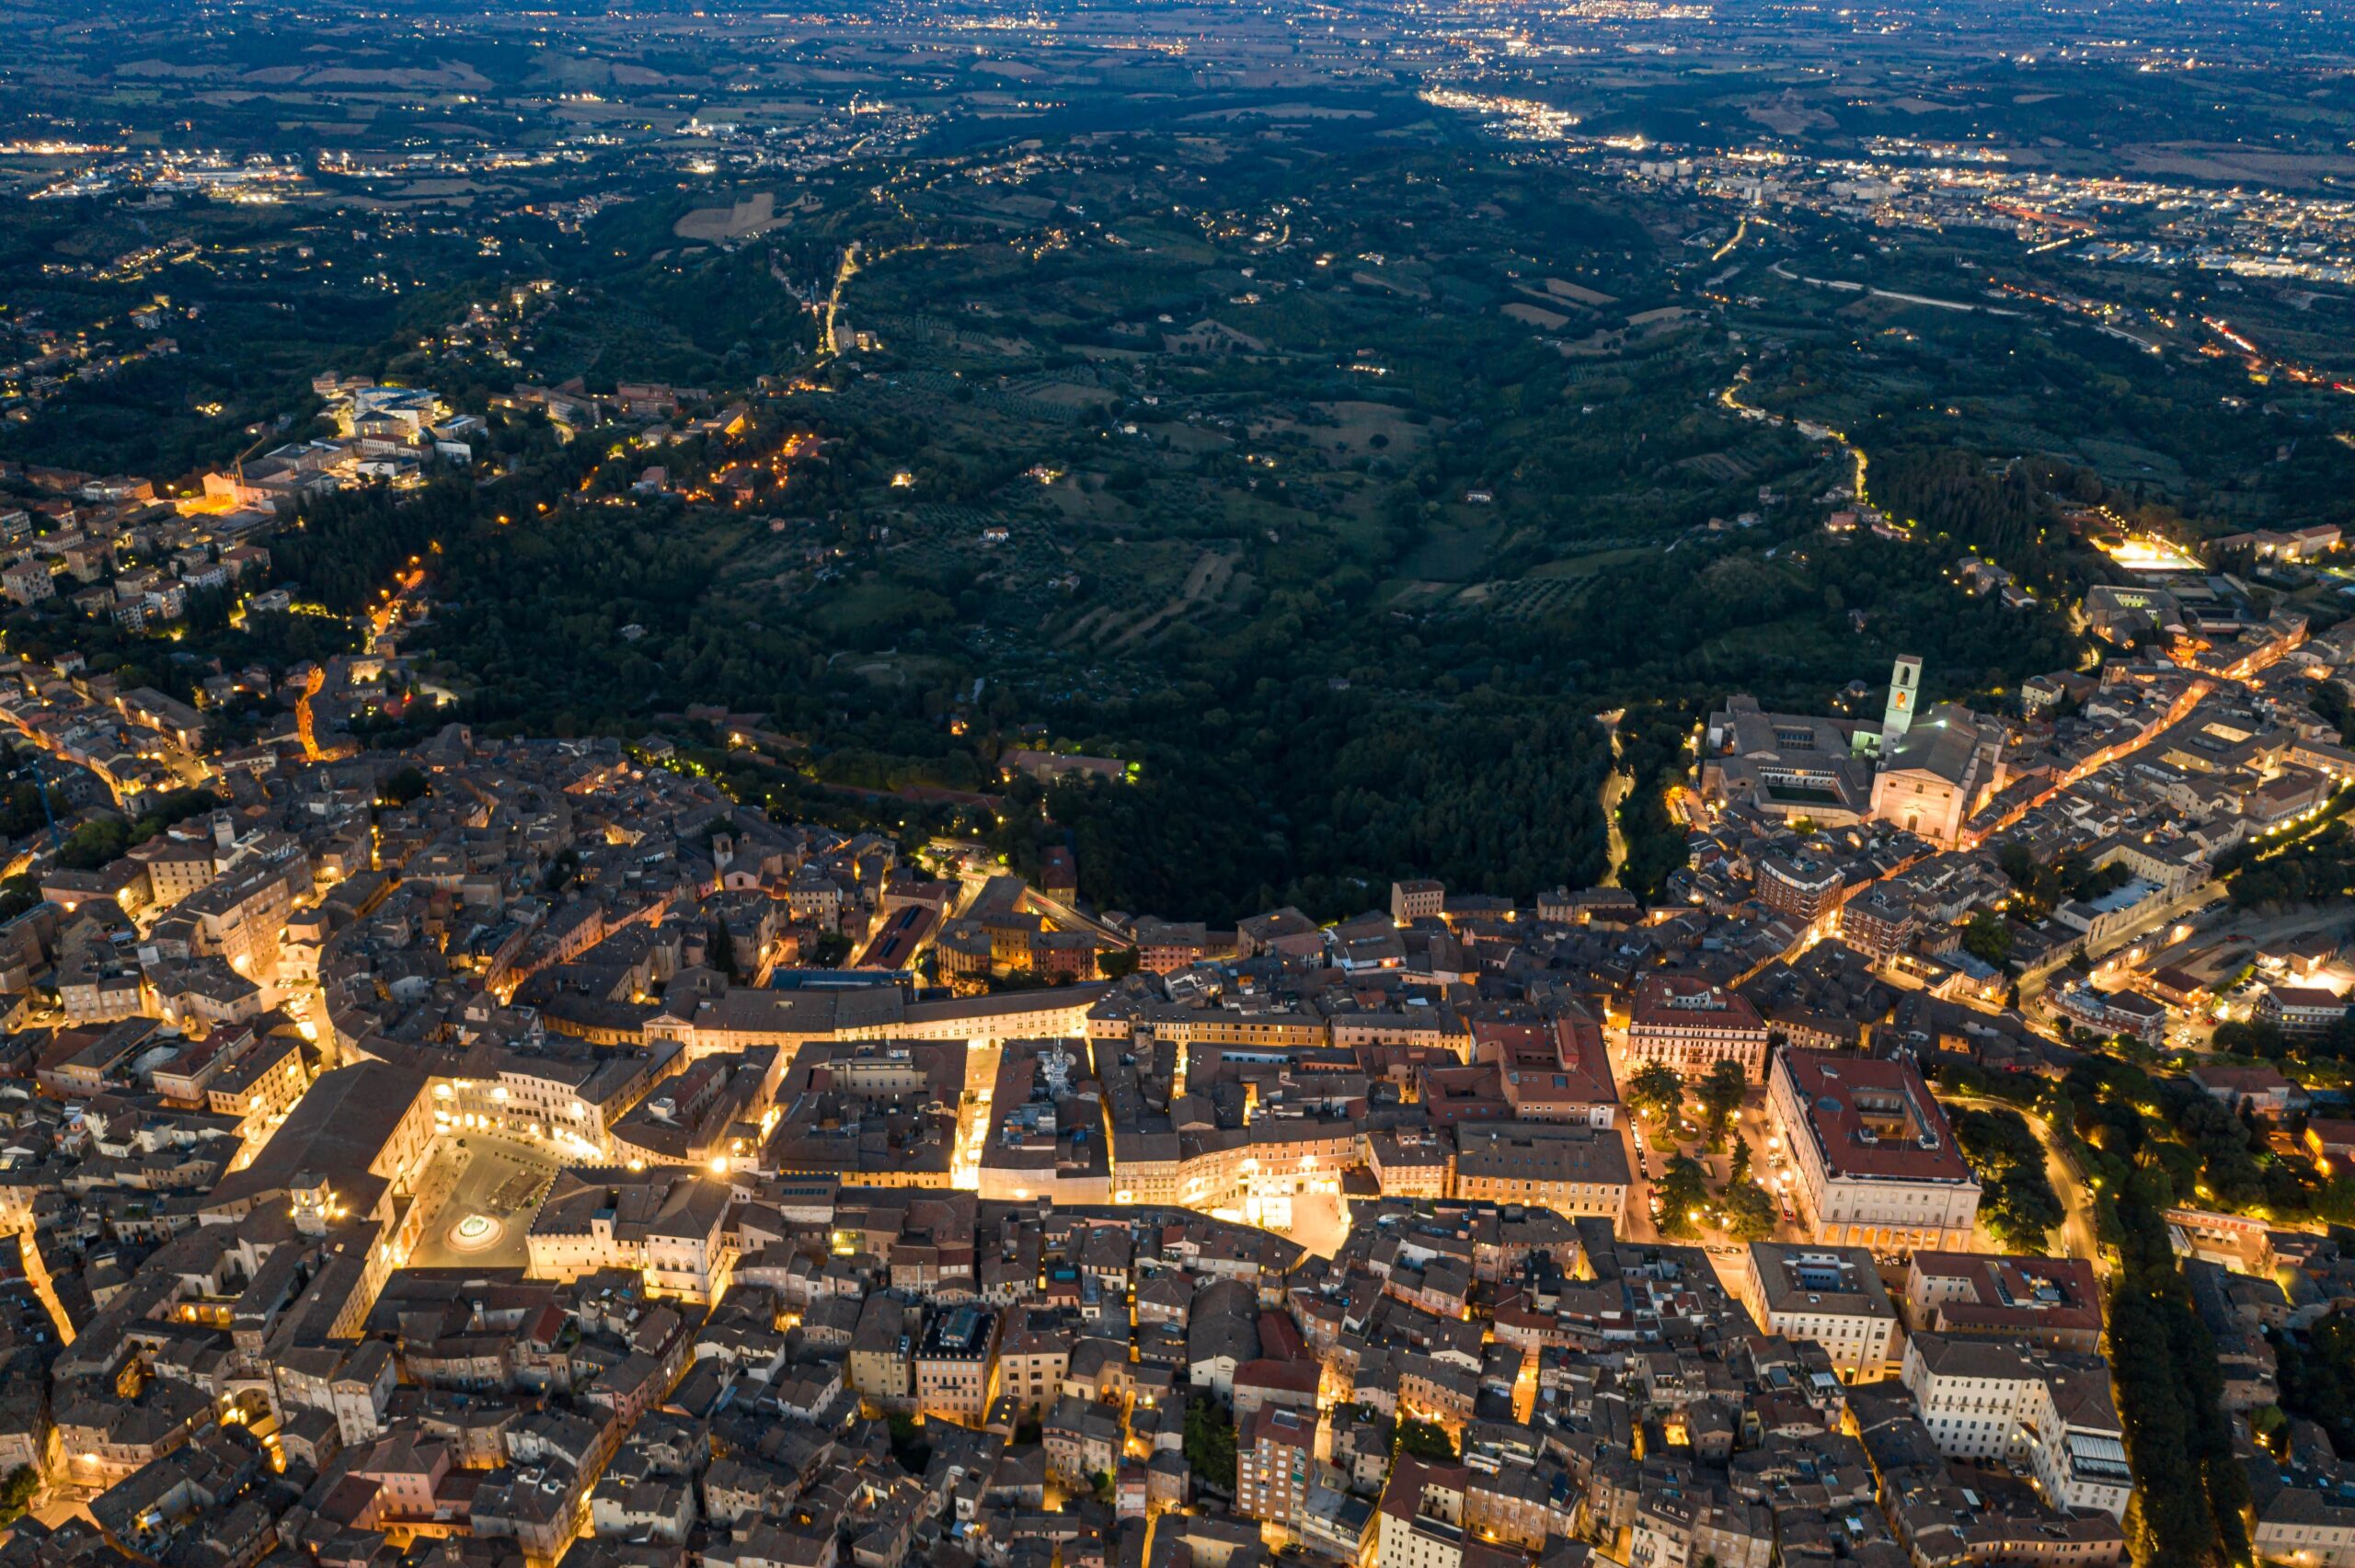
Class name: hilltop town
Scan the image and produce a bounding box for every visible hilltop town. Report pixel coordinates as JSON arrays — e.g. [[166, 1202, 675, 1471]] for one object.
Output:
[[6, 196, 2355, 1568], [0, 310, 2354, 1568], [0, 559, 2342, 1568], [10, 6, 2355, 1568], [0, 717, 2149, 1568]]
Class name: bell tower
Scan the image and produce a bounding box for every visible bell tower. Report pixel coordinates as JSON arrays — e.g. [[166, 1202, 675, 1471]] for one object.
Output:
[[1882, 655, 1923, 750]]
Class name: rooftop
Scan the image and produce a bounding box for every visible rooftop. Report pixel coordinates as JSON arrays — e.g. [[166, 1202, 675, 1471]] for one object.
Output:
[[1775, 1049, 1976, 1186]]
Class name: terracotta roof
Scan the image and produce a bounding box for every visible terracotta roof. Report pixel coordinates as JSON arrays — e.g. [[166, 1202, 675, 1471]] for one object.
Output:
[[1247, 1403, 1316, 1451], [1235, 1356, 1320, 1395], [1629, 976, 1767, 1036], [1775, 1049, 1974, 1185]]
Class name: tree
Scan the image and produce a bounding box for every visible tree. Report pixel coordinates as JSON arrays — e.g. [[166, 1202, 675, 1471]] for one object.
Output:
[[885, 1413, 931, 1477], [1985, 1171, 2066, 1252], [0, 876, 36, 924], [2108, 1182, 2254, 1568], [381, 765, 431, 807], [48, 788, 218, 873], [1956, 1107, 2043, 1172], [1397, 1418, 1456, 1460], [2211, 1018, 2288, 1059], [1657, 1155, 1711, 1237], [1955, 1106, 2066, 1252], [1961, 910, 2014, 968], [55, 818, 129, 871], [1097, 946, 1141, 979], [1721, 1182, 1776, 1242], [1628, 1061, 1685, 1136], [1183, 1395, 1237, 1491], [0, 1465, 31, 1526], [1694, 1059, 1747, 1150], [2276, 1310, 2355, 1456]]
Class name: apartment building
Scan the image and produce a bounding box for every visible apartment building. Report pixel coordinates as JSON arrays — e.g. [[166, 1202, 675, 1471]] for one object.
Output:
[[1391, 880, 1446, 924], [179, 840, 311, 980], [1902, 1253, 2103, 1353], [1900, 1333, 2133, 1520], [1041, 1394, 1120, 1490], [203, 1030, 310, 1142], [1375, 1456, 1503, 1568], [1756, 851, 1848, 928], [1742, 1243, 1901, 1383], [1451, 1123, 1629, 1221], [524, 1170, 735, 1302], [1238, 1403, 1316, 1533], [2255, 1480, 2355, 1568], [914, 1304, 998, 1425], [996, 1307, 1075, 1419], [847, 1294, 913, 1408], [1630, 1482, 1775, 1568], [1839, 892, 1923, 963], [1462, 1463, 1582, 1551], [1626, 976, 1772, 1082], [132, 836, 224, 907]]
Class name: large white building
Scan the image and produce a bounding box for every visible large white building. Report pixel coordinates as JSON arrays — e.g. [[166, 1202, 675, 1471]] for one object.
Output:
[[1768, 1049, 1979, 1253], [1868, 704, 2002, 845], [1741, 1243, 1901, 1384], [2255, 1480, 2355, 1568], [1626, 976, 1772, 1082], [1901, 1333, 2134, 1520]]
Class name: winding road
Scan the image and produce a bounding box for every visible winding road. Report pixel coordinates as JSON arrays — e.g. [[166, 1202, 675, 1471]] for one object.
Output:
[[1947, 1092, 2107, 1279], [1598, 708, 1629, 887], [1719, 364, 1870, 509]]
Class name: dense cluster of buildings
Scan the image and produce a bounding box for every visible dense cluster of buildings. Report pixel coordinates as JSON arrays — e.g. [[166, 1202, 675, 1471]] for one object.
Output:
[[1603, 135, 2355, 295], [20, 31, 2355, 1568], [0, 479, 2338, 1568], [0, 411, 2345, 1568], [1694, 622, 2355, 1047], [0, 377, 491, 806], [2, 375, 473, 635], [0, 693, 2166, 1568], [1431, 88, 2355, 296], [207, 377, 483, 514]]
